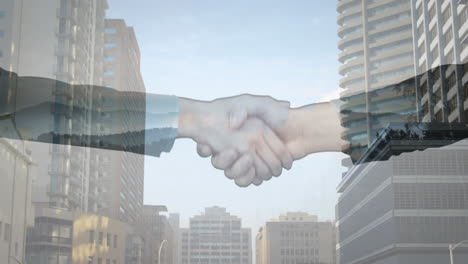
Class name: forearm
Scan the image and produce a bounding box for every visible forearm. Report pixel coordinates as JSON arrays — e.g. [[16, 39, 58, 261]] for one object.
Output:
[[282, 101, 346, 159]]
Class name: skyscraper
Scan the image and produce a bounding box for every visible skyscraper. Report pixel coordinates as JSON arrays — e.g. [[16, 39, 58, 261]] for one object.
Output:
[[180, 206, 252, 264], [0, 0, 109, 214], [255, 212, 336, 264], [337, 0, 418, 162], [410, 0, 468, 123], [92, 18, 146, 225]]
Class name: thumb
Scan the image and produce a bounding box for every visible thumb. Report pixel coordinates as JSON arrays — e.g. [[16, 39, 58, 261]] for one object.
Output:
[[229, 106, 248, 129]]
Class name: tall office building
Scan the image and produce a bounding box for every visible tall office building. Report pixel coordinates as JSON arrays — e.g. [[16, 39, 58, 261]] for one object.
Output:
[[337, 0, 418, 163], [180, 206, 252, 264], [0, 0, 109, 214], [335, 124, 468, 264], [410, 0, 468, 123], [255, 212, 336, 264], [91, 18, 146, 225]]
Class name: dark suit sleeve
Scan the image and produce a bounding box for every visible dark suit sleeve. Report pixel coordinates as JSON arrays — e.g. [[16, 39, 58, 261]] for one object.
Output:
[[0, 67, 177, 157]]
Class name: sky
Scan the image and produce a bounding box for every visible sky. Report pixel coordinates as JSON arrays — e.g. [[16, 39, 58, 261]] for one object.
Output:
[[106, 0, 347, 229]]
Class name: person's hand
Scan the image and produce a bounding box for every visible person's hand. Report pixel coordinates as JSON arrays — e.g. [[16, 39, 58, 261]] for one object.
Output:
[[209, 102, 345, 186], [177, 94, 293, 186]]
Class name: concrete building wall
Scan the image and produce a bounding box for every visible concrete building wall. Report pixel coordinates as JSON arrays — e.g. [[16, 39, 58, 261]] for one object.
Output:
[[0, 137, 34, 264], [181, 206, 252, 264], [256, 212, 335, 264]]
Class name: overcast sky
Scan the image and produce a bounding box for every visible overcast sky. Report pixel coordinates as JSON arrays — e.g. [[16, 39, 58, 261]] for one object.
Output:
[[106, 0, 347, 229]]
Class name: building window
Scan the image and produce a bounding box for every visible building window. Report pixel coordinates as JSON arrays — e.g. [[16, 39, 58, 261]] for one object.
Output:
[[89, 230, 95, 243], [104, 43, 117, 48], [431, 45, 439, 60], [430, 26, 437, 41], [446, 49, 455, 65], [98, 232, 103, 245], [417, 23, 424, 37], [418, 41, 425, 55], [435, 109, 443, 121], [113, 235, 118, 248], [88, 256, 94, 264], [460, 7, 468, 26], [416, 4, 423, 18], [0, 11, 5, 19], [444, 28, 453, 45], [442, 7, 451, 25], [107, 233, 111, 247], [105, 28, 117, 34], [428, 5, 436, 19], [98, 258, 102, 264], [422, 102, 429, 117], [4, 223, 10, 242], [447, 72, 457, 88], [447, 95, 458, 114], [464, 82, 468, 101]]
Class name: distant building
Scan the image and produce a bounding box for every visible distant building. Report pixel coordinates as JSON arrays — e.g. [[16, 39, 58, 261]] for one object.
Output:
[[0, 136, 34, 264], [336, 124, 468, 264], [180, 206, 252, 264], [141, 205, 176, 264], [256, 212, 336, 264], [72, 214, 128, 264], [168, 213, 181, 264]]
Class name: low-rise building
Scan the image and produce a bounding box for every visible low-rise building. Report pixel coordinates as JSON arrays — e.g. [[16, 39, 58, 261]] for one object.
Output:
[[256, 212, 335, 264]]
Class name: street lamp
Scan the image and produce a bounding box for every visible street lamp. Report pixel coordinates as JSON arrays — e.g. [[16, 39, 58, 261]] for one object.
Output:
[[449, 240, 468, 264], [158, 239, 167, 264]]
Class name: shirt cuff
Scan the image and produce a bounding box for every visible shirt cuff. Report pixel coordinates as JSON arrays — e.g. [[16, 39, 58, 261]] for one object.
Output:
[[144, 94, 179, 157]]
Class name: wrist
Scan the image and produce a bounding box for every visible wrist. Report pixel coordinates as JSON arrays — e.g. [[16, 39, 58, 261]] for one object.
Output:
[[177, 98, 211, 140]]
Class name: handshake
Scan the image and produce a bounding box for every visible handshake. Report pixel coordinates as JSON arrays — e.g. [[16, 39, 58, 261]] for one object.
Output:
[[177, 94, 343, 187]]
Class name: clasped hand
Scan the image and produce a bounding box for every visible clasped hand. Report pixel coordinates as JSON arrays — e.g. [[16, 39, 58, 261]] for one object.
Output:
[[178, 94, 302, 187]]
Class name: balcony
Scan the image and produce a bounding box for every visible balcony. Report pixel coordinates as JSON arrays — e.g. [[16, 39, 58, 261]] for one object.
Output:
[[46, 184, 68, 198], [48, 164, 70, 177]]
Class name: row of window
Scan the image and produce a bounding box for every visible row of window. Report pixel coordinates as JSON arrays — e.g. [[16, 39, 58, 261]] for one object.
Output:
[[88, 230, 118, 248], [87, 256, 117, 264], [280, 248, 319, 256]]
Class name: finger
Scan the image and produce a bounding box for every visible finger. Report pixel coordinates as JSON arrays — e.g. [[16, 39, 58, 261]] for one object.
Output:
[[253, 154, 272, 181], [211, 149, 238, 170], [234, 167, 255, 187], [225, 154, 253, 179], [263, 128, 293, 170], [197, 143, 213, 157], [256, 135, 283, 177], [252, 176, 263, 186]]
